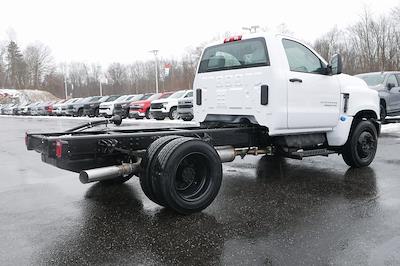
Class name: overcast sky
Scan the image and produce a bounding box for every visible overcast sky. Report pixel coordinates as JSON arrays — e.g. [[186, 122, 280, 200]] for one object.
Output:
[[1, 0, 399, 65]]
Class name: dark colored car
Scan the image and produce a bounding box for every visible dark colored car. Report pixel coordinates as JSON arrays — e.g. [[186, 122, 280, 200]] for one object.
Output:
[[129, 92, 172, 119], [83, 95, 118, 117], [114, 94, 144, 118], [356, 71, 400, 120], [66, 96, 101, 116]]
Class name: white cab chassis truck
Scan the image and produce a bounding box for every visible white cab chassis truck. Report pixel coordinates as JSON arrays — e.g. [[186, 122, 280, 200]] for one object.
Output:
[[26, 34, 380, 214]]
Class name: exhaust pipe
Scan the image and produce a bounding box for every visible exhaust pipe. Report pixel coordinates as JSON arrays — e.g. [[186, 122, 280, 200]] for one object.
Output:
[[79, 160, 141, 184], [215, 146, 270, 162]]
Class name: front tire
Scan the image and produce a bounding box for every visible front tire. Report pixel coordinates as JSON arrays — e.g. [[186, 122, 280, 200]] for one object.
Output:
[[145, 109, 152, 119], [342, 120, 378, 168], [168, 107, 178, 120], [380, 104, 387, 123]]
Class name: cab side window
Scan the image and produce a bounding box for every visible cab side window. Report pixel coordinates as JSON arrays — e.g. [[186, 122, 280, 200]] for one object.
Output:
[[282, 39, 324, 74], [387, 74, 398, 87], [185, 91, 193, 98]]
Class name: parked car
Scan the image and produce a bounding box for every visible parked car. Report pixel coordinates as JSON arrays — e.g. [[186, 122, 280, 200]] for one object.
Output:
[[65, 96, 100, 116], [36, 101, 56, 116], [114, 94, 143, 118], [177, 93, 194, 121], [52, 99, 73, 116], [150, 90, 192, 120], [99, 95, 133, 118], [3, 104, 18, 115], [83, 95, 118, 117], [356, 71, 400, 121], [129, 92, 173, 119], [15, 103, 28, 115]]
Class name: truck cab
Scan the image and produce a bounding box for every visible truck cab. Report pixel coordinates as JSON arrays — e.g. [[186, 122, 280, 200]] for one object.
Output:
[[194, 33, 379, 148]]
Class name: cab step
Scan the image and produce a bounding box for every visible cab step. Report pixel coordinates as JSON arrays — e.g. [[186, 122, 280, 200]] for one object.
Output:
[[288, 148, 336, 159]]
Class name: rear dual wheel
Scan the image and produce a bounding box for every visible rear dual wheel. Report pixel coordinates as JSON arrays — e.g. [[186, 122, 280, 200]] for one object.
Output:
[[140, 136, 222, 214]]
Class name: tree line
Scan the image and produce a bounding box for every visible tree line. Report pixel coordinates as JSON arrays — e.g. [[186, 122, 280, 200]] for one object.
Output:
[[0, 40, 201, 99], [314, 7, 400, 74], [1, 6, 400, 99]]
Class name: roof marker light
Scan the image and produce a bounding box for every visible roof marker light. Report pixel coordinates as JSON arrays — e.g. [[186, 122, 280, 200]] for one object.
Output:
[[224, 35, 242, 43]]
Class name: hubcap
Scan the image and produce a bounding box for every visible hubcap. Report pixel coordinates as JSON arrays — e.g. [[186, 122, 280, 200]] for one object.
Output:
[[357, 131, 375, 159], [172, 110, 178, 119], [175, 153, 210, 201]]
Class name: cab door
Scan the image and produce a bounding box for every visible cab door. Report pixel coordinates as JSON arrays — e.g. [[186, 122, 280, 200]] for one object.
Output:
[[282, 39, 340, 130]]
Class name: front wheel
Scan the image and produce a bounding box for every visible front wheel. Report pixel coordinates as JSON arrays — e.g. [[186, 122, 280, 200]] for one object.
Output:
[[168, 107, 178, 120], [342, 120, 378, 168], [145, 109, 153, 119], [380, 105, 386, 123]]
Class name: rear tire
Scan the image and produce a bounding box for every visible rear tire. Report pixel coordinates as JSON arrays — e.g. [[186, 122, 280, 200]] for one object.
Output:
[[342, 120, 378, 168], [151, 137, 222, 214], [139, 135, 182, 206]]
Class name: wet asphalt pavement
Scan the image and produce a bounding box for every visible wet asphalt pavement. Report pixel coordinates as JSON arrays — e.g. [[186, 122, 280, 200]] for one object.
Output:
[[0, 116, 400, 265]]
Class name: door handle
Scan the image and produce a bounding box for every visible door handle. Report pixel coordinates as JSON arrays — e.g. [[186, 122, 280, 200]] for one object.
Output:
[[289, 78, 303, 83]]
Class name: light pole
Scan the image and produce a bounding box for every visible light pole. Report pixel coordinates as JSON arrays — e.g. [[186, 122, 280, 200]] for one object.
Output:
[[149, 50, 159, 93], [64, 78, 68, 99], [99, 74, 106, 96], [242, 25, 260, 33], [62, 64, 68, 99]]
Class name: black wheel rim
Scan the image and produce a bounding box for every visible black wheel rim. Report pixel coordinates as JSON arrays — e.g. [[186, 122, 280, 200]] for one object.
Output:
[[174, 152, 211, 201], [356, 131, 376, 161]]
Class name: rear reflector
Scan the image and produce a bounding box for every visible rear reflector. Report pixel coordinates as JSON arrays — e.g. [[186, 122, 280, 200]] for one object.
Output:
[[55, 140, 63, 158], [224, 35, 242, 43]]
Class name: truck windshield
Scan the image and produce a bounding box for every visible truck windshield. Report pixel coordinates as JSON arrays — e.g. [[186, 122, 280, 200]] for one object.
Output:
[[198, 38, 269, 73], [357, 74, 385, 86]]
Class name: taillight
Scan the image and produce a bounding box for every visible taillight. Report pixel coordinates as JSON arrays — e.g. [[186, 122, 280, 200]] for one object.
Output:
[[224, 35, 242, 43], [55, 140, 63, 158]]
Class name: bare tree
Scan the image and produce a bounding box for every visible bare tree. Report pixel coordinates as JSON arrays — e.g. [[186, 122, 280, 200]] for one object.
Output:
[[24, 42, 54, 89]]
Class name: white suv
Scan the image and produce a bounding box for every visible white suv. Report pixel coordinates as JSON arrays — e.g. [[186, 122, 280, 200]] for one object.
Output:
[[99, 95, 131, 118], [150, 90, 193, 120]]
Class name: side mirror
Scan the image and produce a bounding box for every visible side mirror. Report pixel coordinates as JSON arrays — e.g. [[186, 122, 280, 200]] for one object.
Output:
[[387, 83, 395, 90], [329, 54, 343, 75]]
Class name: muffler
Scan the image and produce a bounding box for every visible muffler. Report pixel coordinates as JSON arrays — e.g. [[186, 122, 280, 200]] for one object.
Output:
[[215, 146, 270, 162], [79, 160, 141, 184]]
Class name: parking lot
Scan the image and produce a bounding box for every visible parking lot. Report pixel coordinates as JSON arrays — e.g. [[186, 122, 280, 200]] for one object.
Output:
[[0, 115, 400, 265]]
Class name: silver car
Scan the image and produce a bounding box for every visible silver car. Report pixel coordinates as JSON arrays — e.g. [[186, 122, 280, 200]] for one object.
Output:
[[356, 71, 400, 120]]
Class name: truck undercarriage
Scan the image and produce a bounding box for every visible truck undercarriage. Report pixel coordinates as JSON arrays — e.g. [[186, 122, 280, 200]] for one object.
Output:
[[26, 115, 378, 213]]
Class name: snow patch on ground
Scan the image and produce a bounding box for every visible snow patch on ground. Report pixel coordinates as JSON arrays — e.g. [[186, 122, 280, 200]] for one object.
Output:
[[0, 89, 59, 105], [381, 123, 400, 134]]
